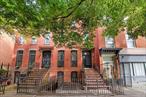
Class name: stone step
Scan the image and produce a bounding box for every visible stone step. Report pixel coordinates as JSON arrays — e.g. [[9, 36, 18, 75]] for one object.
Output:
[[86, 85, 110, 89], [86, 82, 105, 85], [18, 85, 36, 89], [19, 83, 37, 86]]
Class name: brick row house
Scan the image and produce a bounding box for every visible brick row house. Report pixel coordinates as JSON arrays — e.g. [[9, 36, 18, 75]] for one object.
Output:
[[12, 28, 146, 86], [0, 30, 15, 69]]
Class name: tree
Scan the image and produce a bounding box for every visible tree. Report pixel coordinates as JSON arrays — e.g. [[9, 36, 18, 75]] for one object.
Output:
[[0, 0, 146, 48]]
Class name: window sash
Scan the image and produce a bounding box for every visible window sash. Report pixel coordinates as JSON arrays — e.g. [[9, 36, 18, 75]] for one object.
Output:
[[58, 51, 64, 67], [31, 38, 37, 44], [132, 63, 145, 76], [105, 37, 114, 48], [71, 71, 78, 81], [57, 71, 64, 79], [28, 50, 36, 68], [71, 51, 77, 67], [44, 33, 50, 44], [19, 36, 24, 44], [44, 38, 50, 44], [125, 33, 135, 48], [16, 50, 23, 68]]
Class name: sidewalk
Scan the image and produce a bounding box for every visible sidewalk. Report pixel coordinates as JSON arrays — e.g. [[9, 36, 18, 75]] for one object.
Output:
[[0, 87, 146, 97]]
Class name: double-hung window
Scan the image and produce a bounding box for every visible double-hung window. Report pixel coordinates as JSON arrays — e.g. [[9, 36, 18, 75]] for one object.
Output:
[[58, 50, 64, 67], [71, 50, 77, 67], [16, 50, 23, 69], [28, 50, 36, 69], [105, 37, 114, 48]]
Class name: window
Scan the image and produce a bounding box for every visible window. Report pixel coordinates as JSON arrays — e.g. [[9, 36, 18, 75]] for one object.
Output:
[[19, 36, 24, 44], [125, 33, 135, 48], [102, 54, 115, 79], [42, 51, 51, 68], [102, 54, 115, 65], [15, 50, 23, 69], [28, 50, 36, 69], [105, 37, 114, 48], [71, 50, 77, 67], [71, 71, 78, 81], [44, 33, 50, 44], [57, 71, 64, 79], [31, 36, 37, 44], [132, 63, 145, 76], [58, 50, 64, 67], [144, 63, 146, 76]]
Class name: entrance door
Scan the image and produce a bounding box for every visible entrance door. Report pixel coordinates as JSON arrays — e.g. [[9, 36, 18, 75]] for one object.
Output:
[[42, 51, 51, 68], [82, 51, 92, 68]]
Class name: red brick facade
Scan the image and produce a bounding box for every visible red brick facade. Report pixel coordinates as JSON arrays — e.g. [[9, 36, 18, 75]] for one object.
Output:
[[12, 28, 146, 82]]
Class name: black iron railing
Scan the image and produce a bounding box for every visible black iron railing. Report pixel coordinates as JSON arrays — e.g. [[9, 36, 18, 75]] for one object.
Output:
[[0, 81, 6, 94], [17, 69, 124, 96]]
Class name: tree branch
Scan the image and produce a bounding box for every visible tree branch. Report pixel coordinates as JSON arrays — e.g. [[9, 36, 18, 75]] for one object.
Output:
[[54, 0, 86, 19]]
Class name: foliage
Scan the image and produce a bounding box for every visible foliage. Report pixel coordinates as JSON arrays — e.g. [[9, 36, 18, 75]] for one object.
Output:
[[0, 0, 146, 48], [0, 69, 7, 75]]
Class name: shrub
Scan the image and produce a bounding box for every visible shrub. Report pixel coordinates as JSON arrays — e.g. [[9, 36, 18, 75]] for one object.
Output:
[[0, 69, 7, 75]]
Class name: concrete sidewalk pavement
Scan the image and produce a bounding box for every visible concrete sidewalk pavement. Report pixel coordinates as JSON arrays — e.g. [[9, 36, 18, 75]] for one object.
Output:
[[0, 88, 146, 97]]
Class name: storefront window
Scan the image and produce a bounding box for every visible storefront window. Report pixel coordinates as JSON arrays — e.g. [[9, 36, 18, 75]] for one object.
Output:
[[132, 63, 145, 76], [102, 54, 115, 79]]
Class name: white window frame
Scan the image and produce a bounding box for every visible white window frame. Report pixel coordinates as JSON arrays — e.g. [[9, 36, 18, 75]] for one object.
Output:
[[105, 37, 115, 48], [19, 36, 24, 44], [125, 32, 135, 48], [31, 36, 37, 44], [44, 33, 50, 45]]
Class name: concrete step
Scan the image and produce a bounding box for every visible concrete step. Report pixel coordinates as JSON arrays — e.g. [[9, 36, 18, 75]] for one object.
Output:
[[86, 85, 110, 89]]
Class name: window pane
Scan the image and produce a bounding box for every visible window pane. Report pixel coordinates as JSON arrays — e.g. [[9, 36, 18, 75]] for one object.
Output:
[[16, 50, 23, 69], [125, 33, 135, 48], [71, 50, 77, 67], [44, 33, 50, 44], [19, 36, 24, 44], [144, 63, 146, 76], [105, 37, 114, 48], [58, 50, 64, 67], [71, 71, 78, 81], [31, 37, 37, 44], [28, 50, 36, 69], [133, 63, 145, 76], [57, 71, 64, 80]]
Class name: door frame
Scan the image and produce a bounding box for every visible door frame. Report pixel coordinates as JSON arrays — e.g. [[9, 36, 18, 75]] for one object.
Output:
[[42, 50, 51, 68], [82, 50, 92, 68]]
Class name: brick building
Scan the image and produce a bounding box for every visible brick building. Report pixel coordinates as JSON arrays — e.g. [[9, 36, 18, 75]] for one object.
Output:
[[12, 28, 146, 86], [95, 27, 146, 86], [0, 30, 15, 67]]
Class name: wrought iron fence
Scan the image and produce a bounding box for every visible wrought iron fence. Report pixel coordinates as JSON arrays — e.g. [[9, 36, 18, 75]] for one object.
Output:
[[17, 74, 124, 96], [0, 80, 6, 94]]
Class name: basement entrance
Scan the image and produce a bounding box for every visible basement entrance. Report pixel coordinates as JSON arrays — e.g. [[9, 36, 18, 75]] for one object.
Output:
[[82, 50, 92, 68], [42, 51, 51, 68]]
